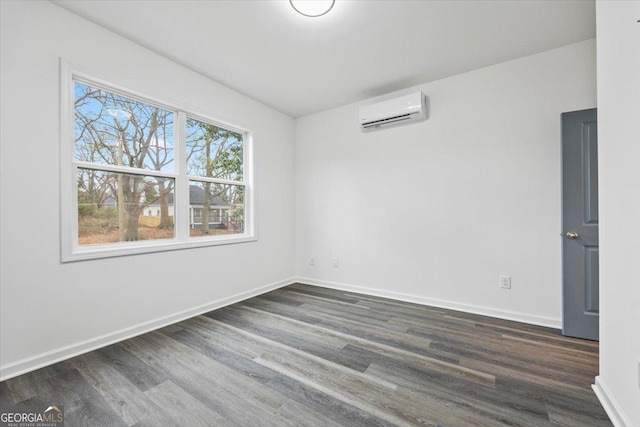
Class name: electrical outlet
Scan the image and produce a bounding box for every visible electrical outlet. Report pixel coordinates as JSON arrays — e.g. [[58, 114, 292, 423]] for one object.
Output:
[[332, 258, 339, 268], [499, 275, 511, 289], [309, 256, 315, 266]]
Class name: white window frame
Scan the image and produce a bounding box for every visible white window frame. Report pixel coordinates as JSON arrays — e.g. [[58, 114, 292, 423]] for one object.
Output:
[[60, 61, 255, 262]]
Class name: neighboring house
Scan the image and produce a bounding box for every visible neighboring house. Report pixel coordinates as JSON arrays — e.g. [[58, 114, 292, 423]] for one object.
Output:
[[142, 185, 233, 230], [104, 197, 117, 209]]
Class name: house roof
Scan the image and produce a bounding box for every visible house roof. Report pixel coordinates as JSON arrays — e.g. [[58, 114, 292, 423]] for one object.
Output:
[[187, 185, 229, 207]]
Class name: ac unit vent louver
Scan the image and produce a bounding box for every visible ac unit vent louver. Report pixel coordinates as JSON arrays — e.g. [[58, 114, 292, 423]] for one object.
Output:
[[359, 92, 427, 132]]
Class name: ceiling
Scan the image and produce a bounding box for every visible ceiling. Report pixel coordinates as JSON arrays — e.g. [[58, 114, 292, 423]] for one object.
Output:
[[52, 0, 596, 118]]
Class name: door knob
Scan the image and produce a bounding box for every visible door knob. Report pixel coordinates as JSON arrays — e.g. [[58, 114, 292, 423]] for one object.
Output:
[[566, 231, 579, 239]]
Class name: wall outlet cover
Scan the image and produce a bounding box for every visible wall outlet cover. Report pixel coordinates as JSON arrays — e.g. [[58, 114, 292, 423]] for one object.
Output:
[[499, 275, 512, 289]]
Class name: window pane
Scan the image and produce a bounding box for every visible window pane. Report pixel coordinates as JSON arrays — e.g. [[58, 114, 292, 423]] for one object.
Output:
[[188, 181, 244, 237], [78, 169, 175, 245], [74, 81, 175, 172], [186, 118, 243, 181]]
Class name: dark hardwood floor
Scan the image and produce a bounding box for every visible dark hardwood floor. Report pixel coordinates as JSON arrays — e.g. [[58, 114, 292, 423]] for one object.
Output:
[[0, 284, 611, 426]]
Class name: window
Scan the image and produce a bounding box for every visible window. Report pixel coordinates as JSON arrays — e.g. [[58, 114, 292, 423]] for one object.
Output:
[[61, 65, 254, 261], [186, 117, 245, 237]]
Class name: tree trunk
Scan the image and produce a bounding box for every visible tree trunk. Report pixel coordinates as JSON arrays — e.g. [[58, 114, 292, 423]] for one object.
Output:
[[117, 138, 127, 241], [124, 206, 140, 241], [158, 180, 170, 229], [201, 136, 213, 234], [202, 182, 211, 234], [121, 175, 141, 241], [117, 173, 126, 241]]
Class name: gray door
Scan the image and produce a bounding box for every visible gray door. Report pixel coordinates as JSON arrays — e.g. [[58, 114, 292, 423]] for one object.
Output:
[[562, 108, 599, 341]]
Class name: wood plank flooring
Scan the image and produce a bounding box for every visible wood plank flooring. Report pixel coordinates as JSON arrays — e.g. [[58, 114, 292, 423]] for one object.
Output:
[[0, 284, 611, 426]]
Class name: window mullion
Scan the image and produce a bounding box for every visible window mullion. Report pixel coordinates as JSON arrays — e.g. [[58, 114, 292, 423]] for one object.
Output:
[[175, 111, 189, 240]]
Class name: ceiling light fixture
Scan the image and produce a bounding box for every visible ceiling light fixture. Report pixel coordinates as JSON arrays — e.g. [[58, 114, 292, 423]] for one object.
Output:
[[290, 0, 335, 18]]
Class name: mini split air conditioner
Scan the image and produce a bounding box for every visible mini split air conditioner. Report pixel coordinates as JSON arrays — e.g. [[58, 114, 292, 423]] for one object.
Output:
[[359, 91, 427, 132]]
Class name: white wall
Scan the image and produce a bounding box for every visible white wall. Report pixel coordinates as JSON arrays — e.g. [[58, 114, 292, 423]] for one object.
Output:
[[295, 40, 596, 327], [0, 1, 295, 380], [593, 2, 640, 426]]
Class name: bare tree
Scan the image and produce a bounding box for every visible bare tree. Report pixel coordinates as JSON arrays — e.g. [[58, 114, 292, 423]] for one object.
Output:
[[75, 88, 114, 214], [74, 83, 174, 241]]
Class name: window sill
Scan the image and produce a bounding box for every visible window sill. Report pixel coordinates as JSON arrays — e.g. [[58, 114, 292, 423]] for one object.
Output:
[[62, 234, 257, 263]]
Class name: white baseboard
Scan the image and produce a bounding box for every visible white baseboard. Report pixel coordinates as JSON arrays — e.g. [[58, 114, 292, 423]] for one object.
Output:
[[295, 277, 562, 329], [0, 277, 294, 382], [0, 276, 564, 382], [592, 376, 633, 427]]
